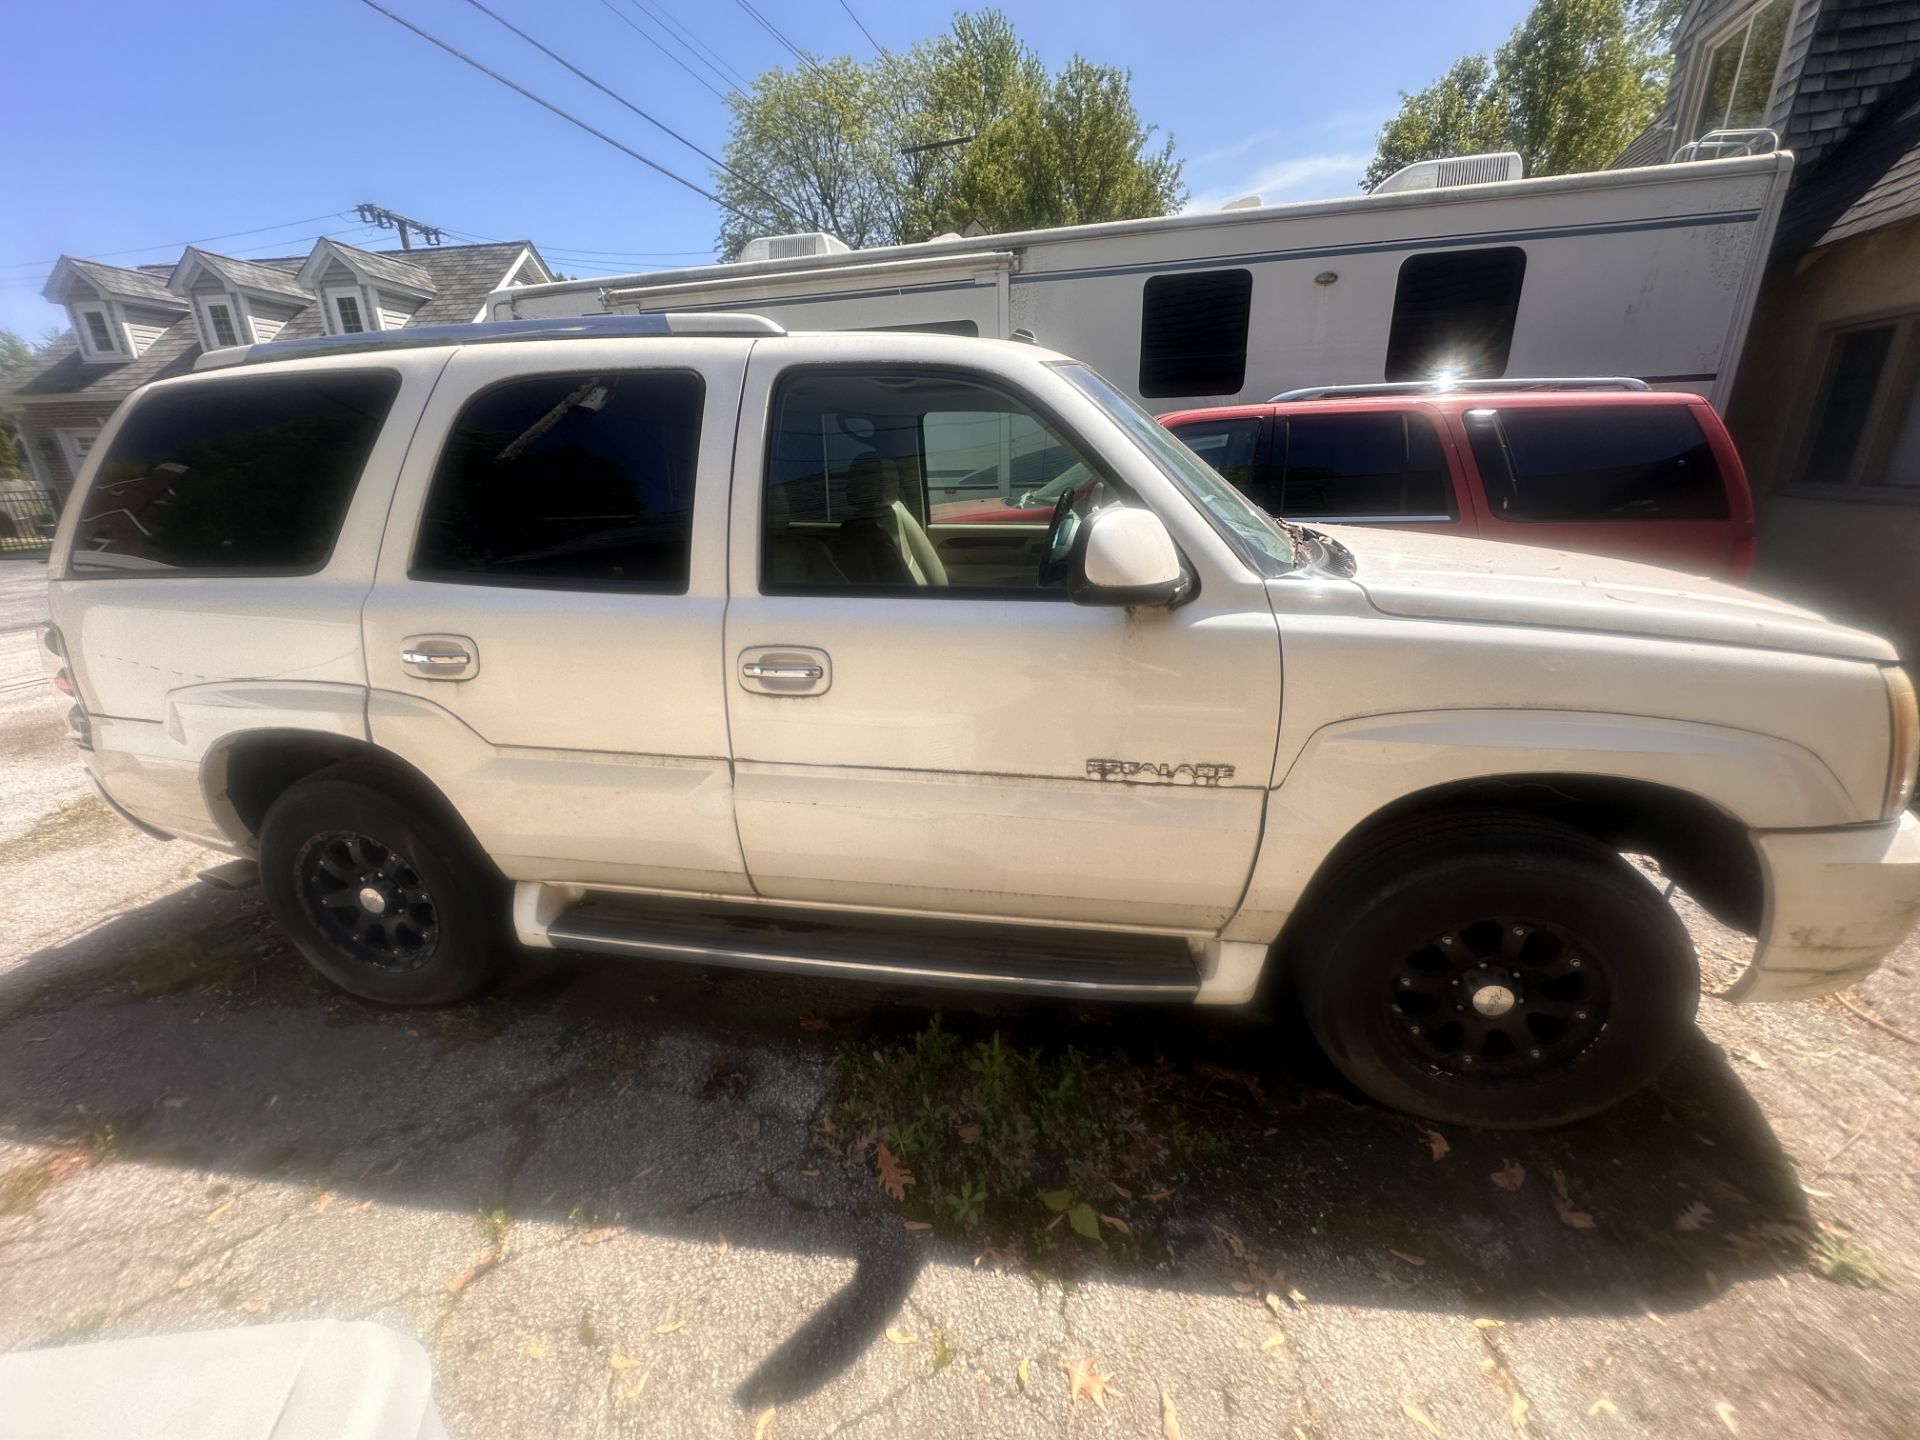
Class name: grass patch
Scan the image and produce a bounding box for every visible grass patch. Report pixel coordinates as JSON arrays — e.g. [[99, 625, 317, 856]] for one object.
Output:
[[1812, 1226, 1881, 1287], [0, 1152, 89, 1215], [124, 914, 275, 1001], [434, 997, 518, 1047], [833, 1015, 1228, 1262], [476, 1205, 512, 1248], [0, 796, 123, 868]]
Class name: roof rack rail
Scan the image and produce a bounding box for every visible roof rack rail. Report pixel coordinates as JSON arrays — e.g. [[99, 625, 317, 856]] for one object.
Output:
[[1268, 376, 1652, 402], [195, 312, 785, 371]]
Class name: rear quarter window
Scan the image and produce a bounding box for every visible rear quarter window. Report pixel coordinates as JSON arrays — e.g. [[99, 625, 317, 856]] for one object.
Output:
[[1465, 405, 1728, 522], [69, 371, 399, 576]]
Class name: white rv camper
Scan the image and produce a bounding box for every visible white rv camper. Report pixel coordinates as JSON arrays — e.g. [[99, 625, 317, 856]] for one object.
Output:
[[488, 152, 1791, 416]]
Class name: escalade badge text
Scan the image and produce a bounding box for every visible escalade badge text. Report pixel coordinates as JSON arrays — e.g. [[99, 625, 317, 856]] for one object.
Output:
[[1086, 759, 1235, 786]]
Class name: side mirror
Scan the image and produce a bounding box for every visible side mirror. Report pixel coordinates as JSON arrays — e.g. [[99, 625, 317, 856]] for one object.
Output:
[[1069, 506, 1192, 608]]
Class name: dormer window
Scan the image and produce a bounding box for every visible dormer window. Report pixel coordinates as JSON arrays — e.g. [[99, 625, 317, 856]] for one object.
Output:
[[1685, 0, 1793, 145], [202, 299, 243, 348], [77, 306, 123, 359], [332, 292, 368, 333]]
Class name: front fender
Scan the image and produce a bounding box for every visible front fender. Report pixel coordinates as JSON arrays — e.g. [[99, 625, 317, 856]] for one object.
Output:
[[1220, 707, 1851, 946]]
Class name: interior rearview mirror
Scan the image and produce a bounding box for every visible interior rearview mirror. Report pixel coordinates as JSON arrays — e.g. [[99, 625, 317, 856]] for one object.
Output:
[[1069, 507, 1191, 608]]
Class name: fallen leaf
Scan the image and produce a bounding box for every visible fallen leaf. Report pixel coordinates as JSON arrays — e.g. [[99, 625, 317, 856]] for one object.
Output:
[[799, 1168, 819, 1177], [1587, 1398, 1617, 1417], [716, 1232, 729, 1255], [798, 1015, 831, 1031], [1261, 1331, 1289, 1351], [265, 1094, 279, 1108], [524, 1337, 548, 1360], [239, 1298, 265, 1314], [1287, 1286, 1309, 1307], [445, 1249, 500, 1294], [955, 1121, 983, 1144], [737, 1115, 762, 1140], [609, 1353, 641, 1372], [1422, 1128, 1451, 1161], [1230, 1280, 1256, 1294], [975, 1244, 1019, 1268], [1098, 1212, 1131, 1234], [1161, 1386, 1184, 1440], [1210, 1222, 1254, 1263], [1510, 1393, 1529, 1429], [1068, 1202, 1101, 1241], [622, 1369, 650, 1400], [1549, 1169, 1597, 1230], [875, 1143, 915, 1201], [577, 1227, 619, 1245], [1472, 1318, 1505, 1330], [1402, 1401, 1443, 1437], [886, 1327, 919, 1345], [1062, 1356, 1117, 1408], [1109, 1181, 1133, 1200], [1715, 1401, 1739, 1434], [1263, 1290, 1287, 1318], [654, 1319, 684, 1334], [1491, 1160, 1527, 1191], [205, 1196, 236, 1223], [1016, 1356, 1031, 1392], [1675, 1202, 1713, 1232], [1389, 1249, 1427, 1266], [1040, 1187, 1074, 1213], [753, 1406, 776, 1440], [310, 1191, 334, 1214], [904, 1220, 932, 1231], [1143, 1188, 1173, 1203]]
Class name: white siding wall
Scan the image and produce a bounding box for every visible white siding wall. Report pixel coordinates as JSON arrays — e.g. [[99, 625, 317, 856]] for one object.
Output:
[[251, 314, 288, 343], [375, 291, 421, 330], [123, 304, 182, 357]]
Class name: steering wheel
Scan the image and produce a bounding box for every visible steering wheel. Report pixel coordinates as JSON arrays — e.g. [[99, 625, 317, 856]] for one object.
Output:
[[1039, 487, 1081, 586]]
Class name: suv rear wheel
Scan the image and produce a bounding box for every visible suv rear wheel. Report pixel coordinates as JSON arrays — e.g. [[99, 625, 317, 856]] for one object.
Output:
[[1292, 813, 1698, 1128], [257, 763, 505, 1005]]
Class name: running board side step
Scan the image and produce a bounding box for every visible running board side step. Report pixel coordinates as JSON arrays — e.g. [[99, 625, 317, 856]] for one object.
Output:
[[536, 892, 1202, 1000]]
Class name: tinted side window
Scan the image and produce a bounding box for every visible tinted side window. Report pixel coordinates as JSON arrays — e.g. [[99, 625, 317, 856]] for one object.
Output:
[[1139, 269, 1253, 399], [413, 370, 704, 591], [1385, 247, 1526, 381], [1281, 413, 1453, 519], [1166, 418, 1273, 509], [72, 372, 398, 576], [1466, 405, 1727, 522]]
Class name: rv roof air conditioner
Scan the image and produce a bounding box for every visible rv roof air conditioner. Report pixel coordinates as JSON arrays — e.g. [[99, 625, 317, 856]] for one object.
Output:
[[736, 232, 853, 264], [1372, 152, 1523, 194]]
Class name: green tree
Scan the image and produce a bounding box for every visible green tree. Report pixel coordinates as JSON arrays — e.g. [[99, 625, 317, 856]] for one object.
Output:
[[0, 329, 37, 478], [714, 9, 1183, 258], [1365, 0, 1670, 189]]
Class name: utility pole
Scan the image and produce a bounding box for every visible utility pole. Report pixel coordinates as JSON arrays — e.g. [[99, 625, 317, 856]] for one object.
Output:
[[354, 203, 446, 250]]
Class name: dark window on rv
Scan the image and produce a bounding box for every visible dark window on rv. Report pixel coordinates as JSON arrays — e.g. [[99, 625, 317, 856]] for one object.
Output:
[[1384, 247, 1526, 381], [1465, 405, 1727, 521], [70, 371, 398, 576], [413, 370, 704, 591], [1139, 269, 1253, 398], [1279, 412, 1453, 519]]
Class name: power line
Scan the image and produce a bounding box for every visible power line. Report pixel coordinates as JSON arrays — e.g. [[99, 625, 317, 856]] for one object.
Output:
[[353, 0, 731, 211], [836, 0, 881, 54], [732, 0, 859, 101], [451, 0, 810, 231], [0, 211, 355, 272], [597, 0, 733, 102], [640, 0, 757, 94]]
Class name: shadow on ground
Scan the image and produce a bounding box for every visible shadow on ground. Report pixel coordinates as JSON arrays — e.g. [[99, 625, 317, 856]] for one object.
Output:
[[0, 885, 1813, 1406]]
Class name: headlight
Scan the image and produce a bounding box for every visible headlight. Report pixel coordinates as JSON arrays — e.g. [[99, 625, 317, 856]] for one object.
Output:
[[1886, 665, 1918, 818]]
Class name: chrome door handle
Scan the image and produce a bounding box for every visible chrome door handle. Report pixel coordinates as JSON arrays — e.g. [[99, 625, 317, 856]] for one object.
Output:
[[737, 646, 831, 695], [403, 647, 471, 668], [399, 634, 479, 681], [741, 662, 823, 681]]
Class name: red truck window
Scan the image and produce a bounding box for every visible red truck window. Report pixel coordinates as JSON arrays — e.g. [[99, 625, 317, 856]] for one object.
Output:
[[1281, 413, 1453, 520], [1466, 405, 1729, 522]]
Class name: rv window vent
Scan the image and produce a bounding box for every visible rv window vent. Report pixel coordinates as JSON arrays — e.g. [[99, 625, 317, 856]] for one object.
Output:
[[1373, 152, 1523, 194], [738, 232, 853, 264]]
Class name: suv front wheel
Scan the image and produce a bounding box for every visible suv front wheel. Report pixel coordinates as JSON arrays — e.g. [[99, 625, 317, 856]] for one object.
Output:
[[257, 763, 506, 1005], [1292, 813, 1699, 1128]]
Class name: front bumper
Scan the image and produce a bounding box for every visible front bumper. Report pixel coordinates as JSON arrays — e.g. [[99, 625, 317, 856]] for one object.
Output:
[[1729, 810, 1920, 1000]]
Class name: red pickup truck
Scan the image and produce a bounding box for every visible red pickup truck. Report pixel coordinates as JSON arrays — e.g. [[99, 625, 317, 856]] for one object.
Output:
[[1157, 381, 1757, 580]]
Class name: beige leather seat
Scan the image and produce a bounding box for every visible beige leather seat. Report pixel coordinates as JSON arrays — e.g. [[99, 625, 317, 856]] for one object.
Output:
[[833, 456, 947, 587]]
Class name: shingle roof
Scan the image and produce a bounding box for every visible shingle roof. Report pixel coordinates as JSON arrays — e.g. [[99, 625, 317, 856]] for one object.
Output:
[[1777, 0, 1920, 171], [319, 238, 436, 294], [50, 256, 187, 309], [172, 246, 312, 302], [1775, 71, 1920, 249], [9, 319, 201, 401], [275, 241, 537, 339]]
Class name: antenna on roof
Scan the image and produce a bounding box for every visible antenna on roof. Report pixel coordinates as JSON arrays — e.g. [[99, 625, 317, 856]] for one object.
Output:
[[354, 203, 446, 251]]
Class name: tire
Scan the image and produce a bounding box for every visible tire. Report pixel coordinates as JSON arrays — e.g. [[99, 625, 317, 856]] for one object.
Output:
[[1291, 812, 1698, 1129], [257, 763, 505, 1005]]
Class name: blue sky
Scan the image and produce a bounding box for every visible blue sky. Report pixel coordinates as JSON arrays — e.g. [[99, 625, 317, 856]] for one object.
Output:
[[1, 0, 1533, 337]]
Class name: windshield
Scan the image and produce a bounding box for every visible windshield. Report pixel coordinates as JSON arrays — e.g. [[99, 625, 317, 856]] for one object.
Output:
[[1052, 363, 1303, 576]]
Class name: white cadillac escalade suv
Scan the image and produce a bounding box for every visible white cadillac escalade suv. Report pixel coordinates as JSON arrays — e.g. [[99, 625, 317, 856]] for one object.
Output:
[[41, 316, 1920, 1128]]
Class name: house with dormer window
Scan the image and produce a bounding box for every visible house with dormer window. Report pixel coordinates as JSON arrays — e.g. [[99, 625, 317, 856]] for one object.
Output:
[[7, 236, 550, 501], [1616, 0, 1920, 660]]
